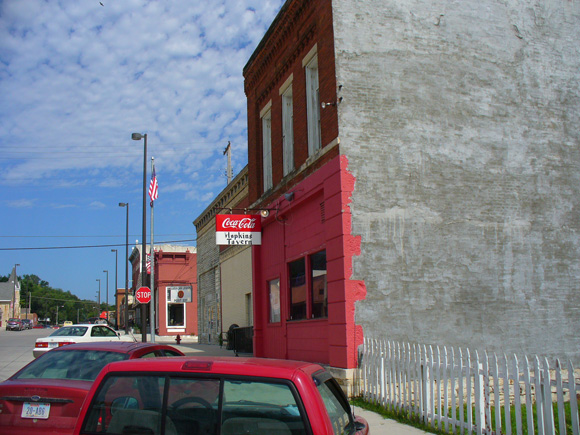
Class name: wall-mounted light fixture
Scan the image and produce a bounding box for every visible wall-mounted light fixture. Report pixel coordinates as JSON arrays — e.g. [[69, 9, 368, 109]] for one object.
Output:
[[321, 97, 343, 109], [213, 206, 273, 218]]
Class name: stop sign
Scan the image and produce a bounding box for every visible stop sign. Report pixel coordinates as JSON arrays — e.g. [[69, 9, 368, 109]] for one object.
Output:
[[135, 286, 151, 304]]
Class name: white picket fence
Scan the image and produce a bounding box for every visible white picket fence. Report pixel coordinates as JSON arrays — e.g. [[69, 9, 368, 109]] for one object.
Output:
[[357, 338, 580, 435]]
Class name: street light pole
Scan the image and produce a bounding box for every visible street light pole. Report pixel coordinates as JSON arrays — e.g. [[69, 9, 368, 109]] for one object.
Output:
[[96, 279, 101, 308], [103, 270, 109, 323], [12, 263, 20, 319], [132, 132, 148, 343], [119, 202, 129, 334], [56, 305, 64, 326], [111, 249, 118, 329]]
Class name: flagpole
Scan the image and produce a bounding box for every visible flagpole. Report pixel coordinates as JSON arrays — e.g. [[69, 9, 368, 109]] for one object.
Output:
[[149, 157, 156, 343]]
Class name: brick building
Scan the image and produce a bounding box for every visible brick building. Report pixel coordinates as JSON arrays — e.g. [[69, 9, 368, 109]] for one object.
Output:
[[129, 244, 197, 336], [194, 167, 251, 344], [245, 0, 580, 374]]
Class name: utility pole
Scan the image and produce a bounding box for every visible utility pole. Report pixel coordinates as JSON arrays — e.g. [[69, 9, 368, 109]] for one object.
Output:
[[223, 141, 232, 184]]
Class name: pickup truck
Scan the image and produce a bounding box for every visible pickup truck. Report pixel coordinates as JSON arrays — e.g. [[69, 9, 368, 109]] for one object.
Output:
[[73, 356, 369, 435]]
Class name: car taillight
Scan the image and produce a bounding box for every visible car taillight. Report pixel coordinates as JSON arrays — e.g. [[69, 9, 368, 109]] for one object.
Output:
[[58, 342, 75, 347], [35, 342, 48, 348]]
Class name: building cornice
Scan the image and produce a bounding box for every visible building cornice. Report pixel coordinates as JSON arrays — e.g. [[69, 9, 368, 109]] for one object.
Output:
[[244, 0, 316, 100]]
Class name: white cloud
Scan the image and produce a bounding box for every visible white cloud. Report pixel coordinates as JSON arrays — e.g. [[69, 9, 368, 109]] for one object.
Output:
[[89, 201, 106, 209], [6, 198, 36, 208], [0, 0, 284, 191]]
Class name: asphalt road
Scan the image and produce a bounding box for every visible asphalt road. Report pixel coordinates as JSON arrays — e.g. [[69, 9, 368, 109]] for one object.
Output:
[[0, 326, 429, 435], [0, 326, 49, 382]]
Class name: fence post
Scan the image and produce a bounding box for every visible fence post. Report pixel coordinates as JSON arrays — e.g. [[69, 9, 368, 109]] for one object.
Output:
[[422, 345, 431, 426], [568, 360, 579, 435], [474, 351, 484, 435], [535, 356, 545, 435], [512, 355, 523, 435], [542, 358, 555, 435], [503, 354, 512, 435]]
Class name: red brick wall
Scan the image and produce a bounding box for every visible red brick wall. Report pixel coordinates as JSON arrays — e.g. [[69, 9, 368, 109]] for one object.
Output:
[[244, 0, 339, 207]]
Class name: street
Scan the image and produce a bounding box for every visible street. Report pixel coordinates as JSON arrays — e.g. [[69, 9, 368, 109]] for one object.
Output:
[[0, 327, 428, 435], [0, 327, 49, 382]]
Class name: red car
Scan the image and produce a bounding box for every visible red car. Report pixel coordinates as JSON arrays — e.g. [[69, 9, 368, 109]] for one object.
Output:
[[74, 356, 369, 435], [0, 341, 184, 434]]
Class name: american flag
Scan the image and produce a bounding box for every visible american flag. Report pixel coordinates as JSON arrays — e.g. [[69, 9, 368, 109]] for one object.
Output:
[[146, 254, 151, 274], [149, 166, 159, 201]]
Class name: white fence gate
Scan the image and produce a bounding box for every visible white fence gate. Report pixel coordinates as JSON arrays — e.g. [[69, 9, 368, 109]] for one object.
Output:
[[357, 338, 580, 435]]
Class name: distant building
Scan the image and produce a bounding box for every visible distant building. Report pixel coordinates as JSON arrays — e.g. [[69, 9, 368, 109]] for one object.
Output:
[[244, 0, 580, 378], [194, 166, 252, 345], [129, 244, 197, 337], [0, 266, 20, 325]]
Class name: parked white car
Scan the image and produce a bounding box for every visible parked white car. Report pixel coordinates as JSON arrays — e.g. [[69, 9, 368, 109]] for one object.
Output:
[[33, 324, 123, 358]]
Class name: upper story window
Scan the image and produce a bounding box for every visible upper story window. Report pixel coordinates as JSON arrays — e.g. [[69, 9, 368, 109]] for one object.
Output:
[[303, 45, 321, 156], [260, 101, 272, 192], [280, 76, 294, 177]]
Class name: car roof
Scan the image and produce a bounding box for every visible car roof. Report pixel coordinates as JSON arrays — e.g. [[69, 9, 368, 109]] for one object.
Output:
[[46, 341, 182, 353], [100, 356, 323, 380]]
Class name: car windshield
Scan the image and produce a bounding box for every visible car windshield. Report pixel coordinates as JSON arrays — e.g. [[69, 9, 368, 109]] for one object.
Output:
[[15, 350, 128, 381], [49, 326, 88, 337], [8, 318, 19, 322]]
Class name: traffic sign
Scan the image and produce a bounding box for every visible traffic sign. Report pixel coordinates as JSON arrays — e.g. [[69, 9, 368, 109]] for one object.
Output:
[[135, 286, 151, 304]]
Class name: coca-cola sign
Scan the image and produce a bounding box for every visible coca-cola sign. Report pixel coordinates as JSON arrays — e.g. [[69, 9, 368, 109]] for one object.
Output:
[[216, 214, 262, 245]]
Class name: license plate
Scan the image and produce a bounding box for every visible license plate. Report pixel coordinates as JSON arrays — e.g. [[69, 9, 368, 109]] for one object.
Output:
[[21, 402, 50, 419], [49, 343, 58, 348]]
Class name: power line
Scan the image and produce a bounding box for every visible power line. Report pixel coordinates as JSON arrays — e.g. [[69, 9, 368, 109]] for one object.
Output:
[[0, 234, 194, 238], [0, 239, 196, 251], [27, 295, 99, 304]]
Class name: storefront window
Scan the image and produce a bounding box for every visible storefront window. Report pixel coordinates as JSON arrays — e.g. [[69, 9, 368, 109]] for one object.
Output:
[[268, 279, 280, 323], [289, 258, 306, 320], [311, 250, 327, 318], [167, 303, 184, 327]]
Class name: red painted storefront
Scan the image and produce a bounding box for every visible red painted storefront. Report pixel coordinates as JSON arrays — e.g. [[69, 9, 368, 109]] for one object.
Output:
[[130, 246, 197, 337], [154, 249, 197, 337], [252, 155, 364, 369]]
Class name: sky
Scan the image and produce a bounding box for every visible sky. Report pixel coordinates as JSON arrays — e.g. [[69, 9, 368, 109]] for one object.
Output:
[[0, 0, 285, 302]]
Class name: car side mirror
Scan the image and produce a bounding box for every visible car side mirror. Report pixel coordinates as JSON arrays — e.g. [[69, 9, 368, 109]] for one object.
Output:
[[117, 332, 121, 337]]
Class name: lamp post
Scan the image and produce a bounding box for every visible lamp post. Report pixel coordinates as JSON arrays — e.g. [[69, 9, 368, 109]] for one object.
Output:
[[103, 270, 109, 324], [132, 132, 148, 343], [119, 202, 129, 333], [56, 305, 64, 326], [111, 249, 118, 329], [12, 263, 20, 319], [96, 279, 101, 309]]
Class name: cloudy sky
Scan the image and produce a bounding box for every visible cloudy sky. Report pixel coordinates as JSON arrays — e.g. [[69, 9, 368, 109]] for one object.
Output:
[[0, 0, 285, 304]]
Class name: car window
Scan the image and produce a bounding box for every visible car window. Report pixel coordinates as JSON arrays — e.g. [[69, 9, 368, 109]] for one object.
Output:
[[102, 326, 118, 337], [15, 350, 128, 381], [161, 349, 183, 357], [82, 375, 219, 434], [139, 351, 158, 358], [50, 326, 88, 337], [221, 379, 307, 435], [80, 374, 307, 435], [314, 373, 355, 435]]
